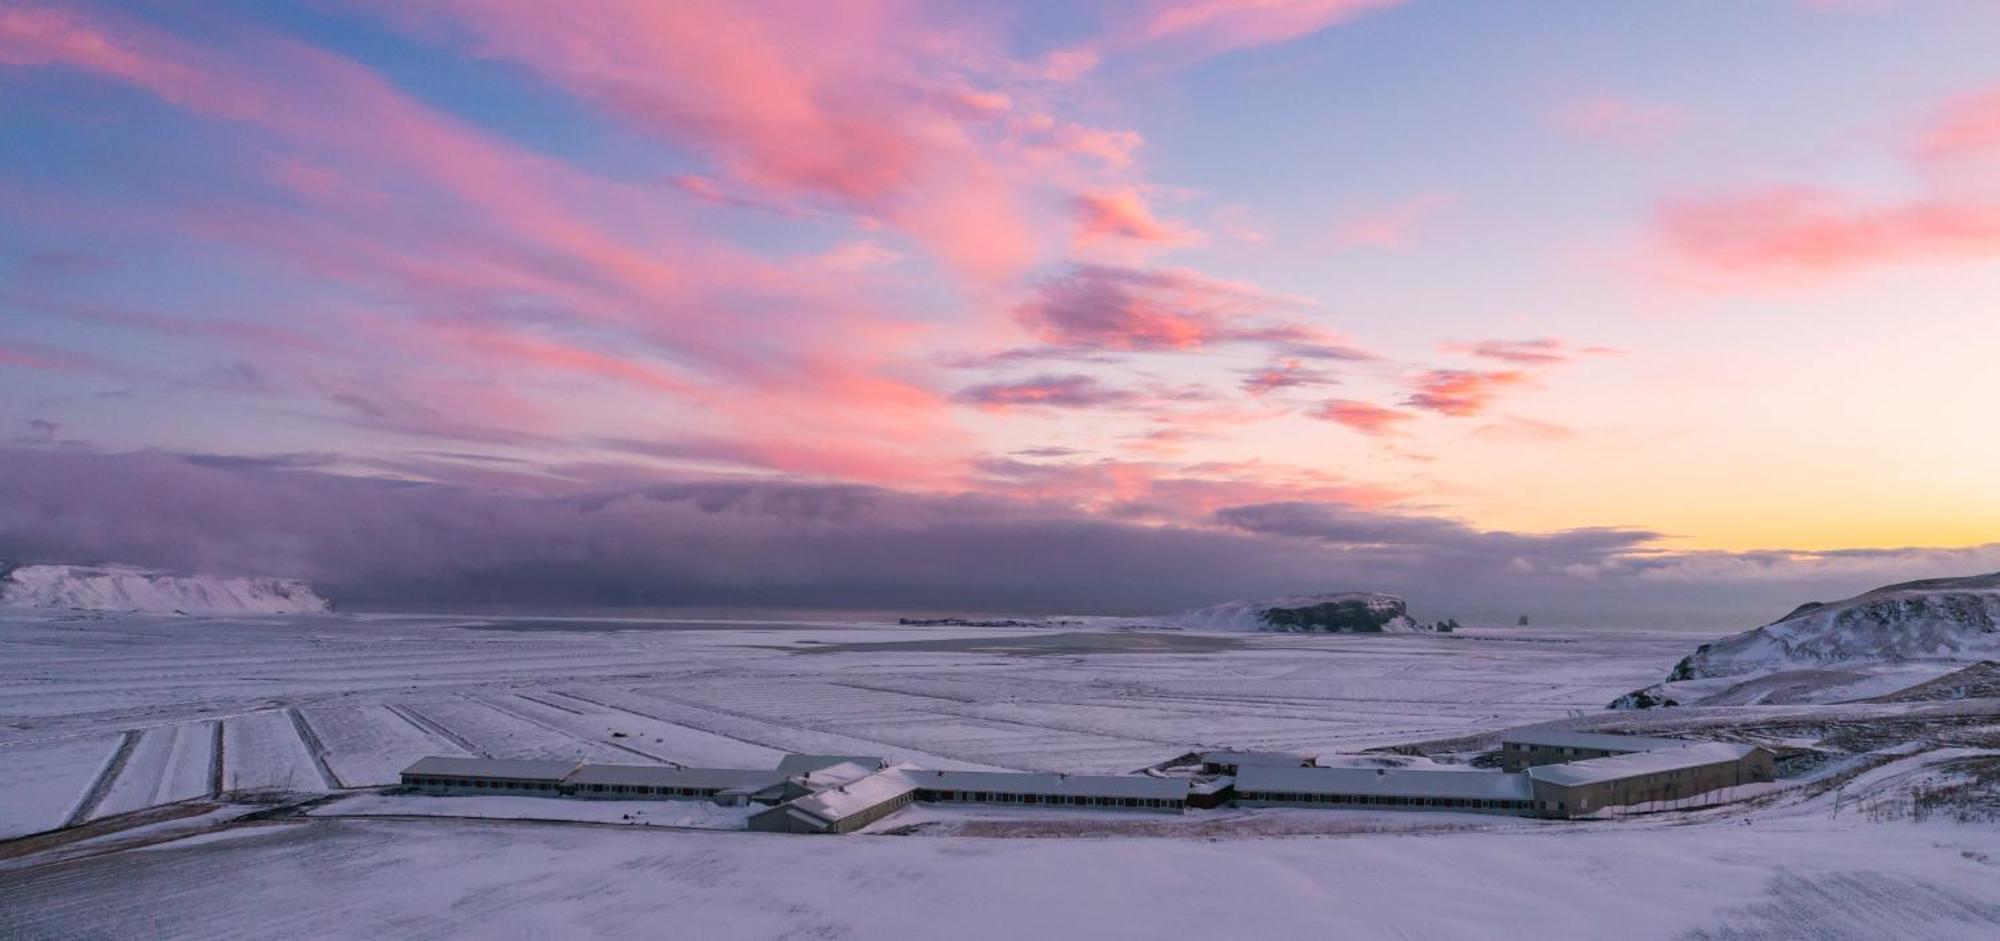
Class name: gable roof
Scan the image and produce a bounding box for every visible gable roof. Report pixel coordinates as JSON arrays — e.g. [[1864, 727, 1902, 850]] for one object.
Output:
[[784, 769, 918, 823], [777, 754, 887, 774], [1199, 750, 1310, 767]]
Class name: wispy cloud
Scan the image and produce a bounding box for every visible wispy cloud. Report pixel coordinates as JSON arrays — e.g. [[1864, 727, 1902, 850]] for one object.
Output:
[[955, 374, 1140, 410], [1070, 188, 1202, 246], [1334, 191, 1454, 249], [1312, 399, 1416, 436], [1402, 369, 1534, 417], [1554, 94, 1689, 148]]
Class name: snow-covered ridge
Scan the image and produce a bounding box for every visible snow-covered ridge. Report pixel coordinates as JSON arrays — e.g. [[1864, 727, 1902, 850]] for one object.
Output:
[[1150, 592, 1423, 633], [0, 563, 331, 615], [1611, 572, 2000, 708], [1670, 572, 2000, 680]]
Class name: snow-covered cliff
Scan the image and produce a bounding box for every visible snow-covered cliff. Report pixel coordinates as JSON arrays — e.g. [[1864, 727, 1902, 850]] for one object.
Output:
[[1153, 592, 1421, 633], [0, 563, 331, 615], [1612, 573, 2000, 708], [1670, 573, 2000, 680]]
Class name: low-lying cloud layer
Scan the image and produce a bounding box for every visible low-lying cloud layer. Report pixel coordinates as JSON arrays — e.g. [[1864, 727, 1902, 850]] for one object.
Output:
[[3, 447, 1994, 627]]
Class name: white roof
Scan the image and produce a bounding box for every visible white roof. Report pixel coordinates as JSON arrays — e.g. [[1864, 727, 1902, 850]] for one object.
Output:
[[1527, 743, 1761, 787], [1199, 750, 1309, 767], [786, 769, 918, 822], [402, 756, 577, 781], [791, 761, 877, 791], [565, 764, 787, 790], [1236, 765, 1533, 801], [918, 770, 1192, 801], [777, 754, 886, 774], [1499, 729, 1689, 752]]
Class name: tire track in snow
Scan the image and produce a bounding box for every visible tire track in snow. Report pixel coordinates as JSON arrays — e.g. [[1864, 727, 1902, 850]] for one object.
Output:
[[286, 708, 343, 790], [630, 686, 1023, 771], [64, 730, 140, 829], [386, 704, 482, 756], [466, 693, 677, 765], [514, 692, 587, 716]]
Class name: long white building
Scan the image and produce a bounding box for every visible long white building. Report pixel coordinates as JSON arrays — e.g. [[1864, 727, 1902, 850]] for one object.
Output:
[[1234, 766, 1538, 814]]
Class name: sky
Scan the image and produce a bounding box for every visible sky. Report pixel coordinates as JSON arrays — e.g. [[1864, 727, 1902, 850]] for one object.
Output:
[[3, 0, 1999, 624]]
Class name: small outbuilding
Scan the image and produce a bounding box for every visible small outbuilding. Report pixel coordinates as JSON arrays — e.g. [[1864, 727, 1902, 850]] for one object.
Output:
[[748, 768, 918, 834]]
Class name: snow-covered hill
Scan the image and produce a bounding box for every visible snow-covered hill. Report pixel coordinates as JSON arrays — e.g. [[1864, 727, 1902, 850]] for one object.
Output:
[[1150, 592, 1423, 633], [1613, 573, 2000, 708], [1672, 573, 2000, 679], [0, 563, 331, 615]]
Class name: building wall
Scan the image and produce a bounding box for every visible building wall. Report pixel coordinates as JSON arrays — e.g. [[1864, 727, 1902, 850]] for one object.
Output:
[[747, 806, 822, 834], [567, 783, 727, 801], [1532, 750, 1775, 818], [914, 789, 1185, 813], [830, 791, 916, 834], [1234, 791, 1535, 815], [400, 774, 564, 796], [1500, 742, 1643, 772]]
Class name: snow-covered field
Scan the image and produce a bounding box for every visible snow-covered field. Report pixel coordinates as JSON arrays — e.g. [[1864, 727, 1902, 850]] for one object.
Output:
[[1, 608, 1995, 939]]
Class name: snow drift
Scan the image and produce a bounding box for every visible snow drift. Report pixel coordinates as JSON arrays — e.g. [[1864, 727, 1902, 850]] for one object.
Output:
[[1151, 592, 1423, 633], [0, 563, 331, 615], [1613, 572, 2000, 708]]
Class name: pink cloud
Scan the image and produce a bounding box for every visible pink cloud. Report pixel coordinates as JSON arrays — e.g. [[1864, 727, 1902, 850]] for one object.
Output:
[[1241, 358, 1336, 395], [976, 454, 1402, 521], [1444, 338, 1623, 366], [1334, 191, 1453, 248], [1652, 80, 2000, 287], [1402, 369, 1534, 417], [1212, 204, 1271, 244], [3, 4, 980, 487], [1070, 188, 1201, 245], [0, 6, 226, 111], [1015, 264, 1353, 354], [373, 1, 1045, 284], [0, 341, 102, 375], [1472, 417, 1577, 442], [1023, 118, 1144, 170], [1657, 186, 2000, 279], [1555, 94, 1689, 148], [1313, 399, 1415, 436], [1914, 85, 2000, 164], [955, 374, 1138, 410], [1141, 0, 1407, 62]]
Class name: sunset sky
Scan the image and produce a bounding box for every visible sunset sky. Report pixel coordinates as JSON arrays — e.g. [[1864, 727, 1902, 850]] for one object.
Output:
[[3, 1, 1998, 621]]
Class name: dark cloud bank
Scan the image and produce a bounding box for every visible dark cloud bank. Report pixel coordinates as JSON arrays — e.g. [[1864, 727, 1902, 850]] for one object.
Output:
[[2, 447, 1994, 628]]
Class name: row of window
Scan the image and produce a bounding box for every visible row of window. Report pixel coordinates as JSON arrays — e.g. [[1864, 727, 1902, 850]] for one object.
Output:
[[580, 784, 721, 797], [403, 777, 726, 797], [915, 790, 1180, 808], [1240, 792, 1533, 810], [406, 777, 558, 790]]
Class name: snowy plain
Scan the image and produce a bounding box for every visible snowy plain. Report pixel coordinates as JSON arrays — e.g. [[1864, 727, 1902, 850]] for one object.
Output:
[[1, 607, 1996, 939]]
